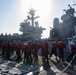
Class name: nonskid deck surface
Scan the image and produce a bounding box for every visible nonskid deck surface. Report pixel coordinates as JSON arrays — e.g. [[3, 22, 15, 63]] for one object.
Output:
[[0, 54, 76, 75]]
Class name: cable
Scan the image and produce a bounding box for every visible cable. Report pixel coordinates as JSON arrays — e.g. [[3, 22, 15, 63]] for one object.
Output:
[[59, 53, 76, 75]]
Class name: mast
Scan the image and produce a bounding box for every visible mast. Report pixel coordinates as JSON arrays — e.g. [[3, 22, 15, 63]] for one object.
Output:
[[27, 8, 39, 26]]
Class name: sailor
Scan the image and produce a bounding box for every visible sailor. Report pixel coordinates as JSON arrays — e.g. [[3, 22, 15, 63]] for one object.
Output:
[[33, 42, 39, 61], [16, 42, 22, 61], [6, 42, 11, 60], [37, 45, 43, 65], [58, 40, 66, 61], [1, 41, 6, 57], [50, 40, 58, 60], [22, 43, 28, 63], [41, 42, 46, 62], [26, 42, 32, 63], [66, 44, 76, 62], [44, 41, 49, 63], [10, 42, 15, 55]]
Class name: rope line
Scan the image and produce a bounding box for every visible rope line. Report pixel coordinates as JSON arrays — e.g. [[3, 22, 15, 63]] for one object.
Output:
[[59, 53, 76, 75]]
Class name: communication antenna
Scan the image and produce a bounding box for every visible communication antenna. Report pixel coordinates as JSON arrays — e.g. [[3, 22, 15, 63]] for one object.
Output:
[[73, 0, 76, 9], [73, 0, 76, 16]]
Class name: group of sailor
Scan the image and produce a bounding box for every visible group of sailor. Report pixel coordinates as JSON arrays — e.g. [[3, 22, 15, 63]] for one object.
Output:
[[1, 41, 49, 63], [0, 39, 76, 64]]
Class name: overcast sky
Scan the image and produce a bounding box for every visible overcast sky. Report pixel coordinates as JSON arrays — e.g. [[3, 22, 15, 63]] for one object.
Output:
[[0, 0, 75, 38]]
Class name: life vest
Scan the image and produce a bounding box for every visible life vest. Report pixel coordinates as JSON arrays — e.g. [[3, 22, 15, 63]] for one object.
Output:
[[2, 43, 5, 47], [11, 42, 14, 47], [22, 43, 27, 48], [53, 42, 58, 48], [45, 42, 48, 49], [59, 41, 64, 48], [71, 46, 76, 52], [41, 43, 46, 49], [16, 43, 20, 48], [34, 42, 39, 49], [27, 44, 32, 52]]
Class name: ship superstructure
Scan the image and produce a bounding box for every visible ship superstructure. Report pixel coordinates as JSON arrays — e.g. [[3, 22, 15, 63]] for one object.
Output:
[[50, 4, 76, 39], [19, 8, 46, 40]]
